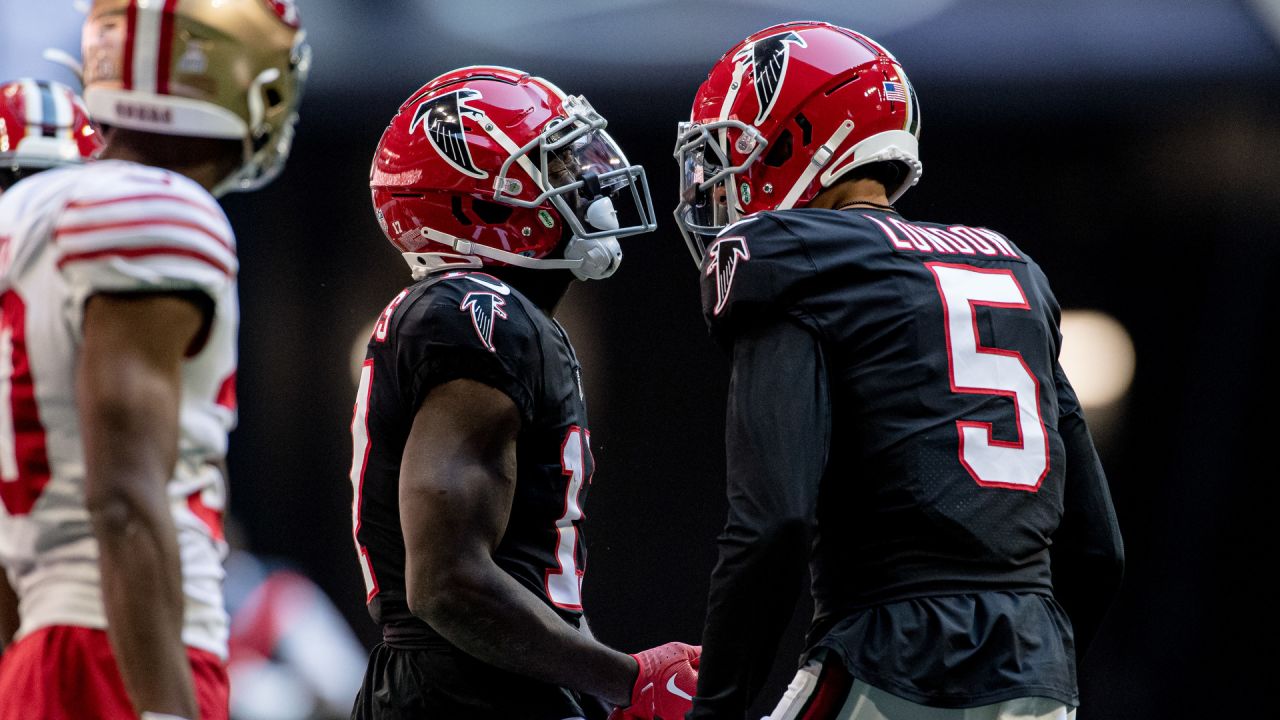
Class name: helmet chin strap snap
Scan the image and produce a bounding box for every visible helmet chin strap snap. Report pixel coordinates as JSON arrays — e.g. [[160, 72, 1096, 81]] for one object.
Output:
[[564, 196, 623, 280], [563, 235, 621, 280]]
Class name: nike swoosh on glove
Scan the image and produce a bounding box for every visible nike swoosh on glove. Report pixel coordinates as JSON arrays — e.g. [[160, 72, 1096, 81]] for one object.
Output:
[[609, 642, 701, 720]]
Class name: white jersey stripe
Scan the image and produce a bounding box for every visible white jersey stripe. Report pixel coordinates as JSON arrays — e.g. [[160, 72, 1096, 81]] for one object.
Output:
[[57, 244, 233, 277], [131, 0, 164, 95], [52, 226, 237, 271], [59, 199, 233, 243], [55, 217, 234, 254], [64, 193, 226, 224]]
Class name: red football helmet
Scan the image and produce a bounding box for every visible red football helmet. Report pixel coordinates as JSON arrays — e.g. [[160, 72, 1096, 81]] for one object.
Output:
[[371, 66, 656, 281], [674, 21, 923, 266], [0, 78, 103, 189]]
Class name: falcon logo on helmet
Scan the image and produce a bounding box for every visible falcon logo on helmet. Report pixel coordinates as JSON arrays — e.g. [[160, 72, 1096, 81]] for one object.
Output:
[[734, 31, 807, 124], [460, 291, 508, 352], [411, 89, 489, 180], [706, 236, 750, 316]]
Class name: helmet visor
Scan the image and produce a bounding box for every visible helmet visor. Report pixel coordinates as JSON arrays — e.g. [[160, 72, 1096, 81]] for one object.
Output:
[[493, 96, 657, 242]]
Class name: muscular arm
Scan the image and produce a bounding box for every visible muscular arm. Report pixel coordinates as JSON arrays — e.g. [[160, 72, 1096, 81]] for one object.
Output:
[[0, 569, 17, 652], [79, 293, 205, 718], [691, 320, 831, 719], [400, 378, 637, 706], [1049, 394, 1124, 663]]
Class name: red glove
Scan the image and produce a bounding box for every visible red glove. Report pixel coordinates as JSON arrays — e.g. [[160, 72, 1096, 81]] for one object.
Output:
[[609, 642, 701, 720]]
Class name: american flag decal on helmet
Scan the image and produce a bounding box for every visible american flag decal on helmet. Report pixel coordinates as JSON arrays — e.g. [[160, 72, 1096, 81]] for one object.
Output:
[[460, 291, 508, 352], [411, 88, 489, 180], [734, 30, 807, 125], [706, 235, 751, 316], [890, 64, 921, 136]]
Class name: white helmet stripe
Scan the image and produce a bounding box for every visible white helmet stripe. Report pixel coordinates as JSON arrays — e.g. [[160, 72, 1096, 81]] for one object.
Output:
[[477, 114, 546, 191], [19, 79, 42, 127], [131, 0, 166, 95], [51, 84, 74, 138]]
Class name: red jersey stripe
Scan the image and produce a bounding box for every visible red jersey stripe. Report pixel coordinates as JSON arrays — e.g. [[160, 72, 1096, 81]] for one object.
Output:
[[56, 245, 233, 277], [54, 218, 233, 253], [65, 193, 225, 223]]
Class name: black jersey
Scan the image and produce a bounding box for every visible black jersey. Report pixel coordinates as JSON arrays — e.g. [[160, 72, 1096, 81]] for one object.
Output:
[[691, 209, 1123, 716], [350, 269, 594, 643]]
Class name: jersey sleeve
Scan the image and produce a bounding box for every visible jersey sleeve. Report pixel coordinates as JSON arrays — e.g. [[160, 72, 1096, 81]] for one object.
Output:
[[393, 278, 539, 424], [1048, 361, 1124, 662], [691, 318, 831, 719], [700, 213, 820, 341], [53, 168, 236, 333]]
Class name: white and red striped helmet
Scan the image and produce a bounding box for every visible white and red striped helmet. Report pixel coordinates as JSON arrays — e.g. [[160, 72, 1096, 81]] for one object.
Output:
[[80, 0, 311, 195], [0, 79, 103, 189]]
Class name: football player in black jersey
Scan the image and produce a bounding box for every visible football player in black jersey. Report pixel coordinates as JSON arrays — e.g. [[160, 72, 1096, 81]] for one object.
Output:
[[674, 22, 1124, 720], [348, 67, 699, 720]]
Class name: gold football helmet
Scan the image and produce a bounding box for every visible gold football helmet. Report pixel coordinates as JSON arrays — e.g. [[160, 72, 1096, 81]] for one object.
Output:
[[81, 0, 310, 195]]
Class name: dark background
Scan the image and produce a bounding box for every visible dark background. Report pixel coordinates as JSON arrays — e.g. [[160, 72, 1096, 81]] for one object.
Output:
[[5, 1, 1279, 718]]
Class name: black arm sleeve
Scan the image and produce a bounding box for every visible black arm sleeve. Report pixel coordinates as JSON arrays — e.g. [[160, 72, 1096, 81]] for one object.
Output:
[[690, 319, 831, 720], [1048, 363, 1124, 663]]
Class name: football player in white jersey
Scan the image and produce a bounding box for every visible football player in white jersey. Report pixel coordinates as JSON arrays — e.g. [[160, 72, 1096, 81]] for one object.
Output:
[[0, 2, 308, 720], [0, 74, 103, 662]]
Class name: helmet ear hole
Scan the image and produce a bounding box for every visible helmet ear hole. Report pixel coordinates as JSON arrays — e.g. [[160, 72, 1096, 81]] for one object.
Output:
[[795, 113, 813, 146], [450, 196, 472, 226], [763, 129, 793, 167], [471, 198, 514, 224]]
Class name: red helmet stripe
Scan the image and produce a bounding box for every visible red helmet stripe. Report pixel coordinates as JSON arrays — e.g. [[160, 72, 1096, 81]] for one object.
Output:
[[155, 0, 181, 94], [122, 0, 138, 90]]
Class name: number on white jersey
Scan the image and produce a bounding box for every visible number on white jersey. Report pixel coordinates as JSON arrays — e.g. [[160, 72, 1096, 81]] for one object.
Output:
[[0, 290, 51, 515], [927, 263, 1048, 490]]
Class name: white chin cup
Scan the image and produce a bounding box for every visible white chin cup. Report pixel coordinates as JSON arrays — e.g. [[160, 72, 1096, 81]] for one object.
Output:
[[564, 236, 621, 280]]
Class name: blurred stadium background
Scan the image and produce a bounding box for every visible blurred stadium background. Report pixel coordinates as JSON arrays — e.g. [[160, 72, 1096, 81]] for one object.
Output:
[[4, 1, 1278, 718]]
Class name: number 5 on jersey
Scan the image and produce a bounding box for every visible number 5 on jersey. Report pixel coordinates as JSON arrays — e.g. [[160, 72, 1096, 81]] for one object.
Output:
[[927, 263, 1049, 491]]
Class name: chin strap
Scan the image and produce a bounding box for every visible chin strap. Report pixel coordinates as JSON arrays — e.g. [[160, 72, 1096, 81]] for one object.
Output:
[[778, 119, 856, 211], [405, 224, 622, 282]]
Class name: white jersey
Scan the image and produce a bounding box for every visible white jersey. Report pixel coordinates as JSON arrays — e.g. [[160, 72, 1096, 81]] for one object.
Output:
[[0, 160, 237, 659]]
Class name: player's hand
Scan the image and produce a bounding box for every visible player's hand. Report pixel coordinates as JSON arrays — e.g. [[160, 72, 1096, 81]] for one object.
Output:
[[609, 642, 701, 720]]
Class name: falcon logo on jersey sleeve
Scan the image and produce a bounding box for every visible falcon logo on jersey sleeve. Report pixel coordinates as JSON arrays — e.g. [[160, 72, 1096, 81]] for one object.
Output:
[[734, 31, 807, 124], [460, 291, 508, 352], [706, 236, 750, 316], [410, 89, 488, 179]]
